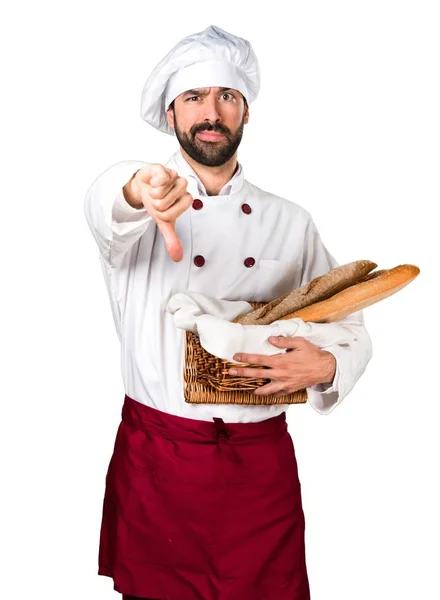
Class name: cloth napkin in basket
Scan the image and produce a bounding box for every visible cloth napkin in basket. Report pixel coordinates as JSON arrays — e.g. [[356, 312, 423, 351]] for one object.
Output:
[[166, 291, 357, 362]]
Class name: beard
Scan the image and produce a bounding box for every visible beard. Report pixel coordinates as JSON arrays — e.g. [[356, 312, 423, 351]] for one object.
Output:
[[173, 111, 245, 167]]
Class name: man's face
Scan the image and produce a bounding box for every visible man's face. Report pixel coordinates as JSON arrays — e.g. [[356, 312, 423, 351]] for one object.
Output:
[[166, 87, 249, 167]]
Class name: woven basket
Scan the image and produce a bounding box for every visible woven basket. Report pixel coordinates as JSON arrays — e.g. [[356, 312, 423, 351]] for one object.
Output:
[[181, 261, 421, 405], [183, 302, 308, 405]]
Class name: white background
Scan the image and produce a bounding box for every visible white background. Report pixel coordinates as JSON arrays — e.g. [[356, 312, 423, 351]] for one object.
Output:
[[1, 1, 439, 598]]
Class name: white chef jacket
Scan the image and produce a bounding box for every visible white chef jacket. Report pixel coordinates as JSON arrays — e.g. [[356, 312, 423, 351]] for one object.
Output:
[[84, 148, 373, 422]]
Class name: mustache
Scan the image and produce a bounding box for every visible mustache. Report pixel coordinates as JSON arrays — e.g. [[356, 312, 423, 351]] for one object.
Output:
[[191, 122, 231, 136]]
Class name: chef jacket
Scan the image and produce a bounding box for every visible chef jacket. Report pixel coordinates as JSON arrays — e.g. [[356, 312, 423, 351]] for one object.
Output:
[[84, 148, 373, 422]]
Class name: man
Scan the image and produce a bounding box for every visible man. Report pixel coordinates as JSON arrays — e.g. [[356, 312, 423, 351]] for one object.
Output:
[[84, 25, 372, 600]]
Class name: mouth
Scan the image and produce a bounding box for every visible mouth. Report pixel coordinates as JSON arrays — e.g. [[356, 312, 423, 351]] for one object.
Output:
[[196, 131, 226, 142]]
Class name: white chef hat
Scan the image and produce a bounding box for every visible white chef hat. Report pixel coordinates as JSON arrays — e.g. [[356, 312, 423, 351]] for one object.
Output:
[[140, 25, 260, 136]]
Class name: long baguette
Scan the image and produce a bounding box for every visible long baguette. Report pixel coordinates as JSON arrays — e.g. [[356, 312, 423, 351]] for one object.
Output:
[[278, 264, 420, 323], [234, 259, 378, 326]]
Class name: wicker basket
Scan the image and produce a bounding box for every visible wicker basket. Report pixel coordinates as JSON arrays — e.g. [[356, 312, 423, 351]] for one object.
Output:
[[181, 261, 421, 405], [183, 302, 308, 405]]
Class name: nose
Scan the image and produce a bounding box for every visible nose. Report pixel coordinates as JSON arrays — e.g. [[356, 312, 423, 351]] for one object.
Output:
[[201, 93, 221, 123]]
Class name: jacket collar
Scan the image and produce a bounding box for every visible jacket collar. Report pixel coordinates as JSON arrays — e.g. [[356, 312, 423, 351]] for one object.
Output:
[[171, 147, 244, 197]]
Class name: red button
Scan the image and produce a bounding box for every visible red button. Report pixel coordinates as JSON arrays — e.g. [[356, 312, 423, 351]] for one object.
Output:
[[192, 199, 204, 210], [241, 203, 252, 214], [244, 257, 255, 268], [194, 255, 205, 267]]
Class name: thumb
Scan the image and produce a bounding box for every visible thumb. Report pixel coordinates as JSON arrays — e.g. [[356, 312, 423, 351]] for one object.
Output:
[[156, 220, 183, 262]]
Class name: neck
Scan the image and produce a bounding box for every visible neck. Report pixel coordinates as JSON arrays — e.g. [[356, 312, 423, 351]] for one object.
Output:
[[180, 147, 238, 196]]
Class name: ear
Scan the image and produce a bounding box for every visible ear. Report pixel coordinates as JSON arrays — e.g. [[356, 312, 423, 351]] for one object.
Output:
[[166, 106, 175, 129], [243, 102, 249, 125]]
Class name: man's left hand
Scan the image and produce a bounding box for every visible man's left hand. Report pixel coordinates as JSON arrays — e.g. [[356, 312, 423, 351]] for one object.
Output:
[[228, 336, 336, 397]]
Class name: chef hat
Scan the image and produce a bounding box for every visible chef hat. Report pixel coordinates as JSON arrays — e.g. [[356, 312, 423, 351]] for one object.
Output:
[[140, 25, 260, 136]]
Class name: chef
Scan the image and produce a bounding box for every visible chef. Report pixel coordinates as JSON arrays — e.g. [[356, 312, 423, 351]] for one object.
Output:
[[84, 24, 372, 600]]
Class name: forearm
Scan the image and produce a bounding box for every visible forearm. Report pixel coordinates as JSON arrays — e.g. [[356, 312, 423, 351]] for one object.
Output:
[[84, 160, 153, 266]]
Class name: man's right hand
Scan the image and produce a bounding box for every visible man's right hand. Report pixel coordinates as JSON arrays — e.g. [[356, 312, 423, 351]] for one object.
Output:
[[123, 164, 194, 262]]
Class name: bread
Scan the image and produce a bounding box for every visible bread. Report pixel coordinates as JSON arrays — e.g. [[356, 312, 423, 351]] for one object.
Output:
[[278, 264, 420, 323], [234, 260, 378, 326]]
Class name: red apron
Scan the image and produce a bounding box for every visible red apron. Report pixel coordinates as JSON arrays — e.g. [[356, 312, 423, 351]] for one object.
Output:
[[98, 395, 310, 600]]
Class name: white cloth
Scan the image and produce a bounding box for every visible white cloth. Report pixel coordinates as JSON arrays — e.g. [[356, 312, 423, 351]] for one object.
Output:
[[166, 291, 358, 360], [84, 148, 373, 422], [140, 25, 260, 135]]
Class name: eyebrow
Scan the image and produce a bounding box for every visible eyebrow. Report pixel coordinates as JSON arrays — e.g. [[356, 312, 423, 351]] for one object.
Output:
[[182, 87, 233, 97]]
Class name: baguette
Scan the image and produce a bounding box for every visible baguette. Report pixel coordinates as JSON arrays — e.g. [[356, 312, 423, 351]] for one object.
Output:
[[234, 259, 378, 326], [278, 264, 420, 323]]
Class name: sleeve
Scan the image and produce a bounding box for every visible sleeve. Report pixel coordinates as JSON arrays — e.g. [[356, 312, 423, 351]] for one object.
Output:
[[299, 218, 373, 415], [83, 160, 154, 267]]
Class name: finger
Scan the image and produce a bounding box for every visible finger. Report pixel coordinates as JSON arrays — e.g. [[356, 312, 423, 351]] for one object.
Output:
[[148, 182, 175, 200], [149, 175, 187, 202], [150, 178, 189, 208], [156, 220, 183, 262], [253, 382, 285, 396], [149, 166, 178, 188], [228, 366, 279, 379], [231, 352, 275, 366], [135, 165, 174, 186], [155, 193, 193, 222], [269, 336, 307, 349]]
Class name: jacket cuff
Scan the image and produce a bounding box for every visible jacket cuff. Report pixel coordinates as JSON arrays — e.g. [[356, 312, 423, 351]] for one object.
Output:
[[306, 345, 342, 415], [112, 186, 149, 223]]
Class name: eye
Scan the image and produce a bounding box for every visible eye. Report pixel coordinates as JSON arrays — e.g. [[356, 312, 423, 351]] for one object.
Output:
[[186, 96, 199, 102], [221, 92, 234, 101]]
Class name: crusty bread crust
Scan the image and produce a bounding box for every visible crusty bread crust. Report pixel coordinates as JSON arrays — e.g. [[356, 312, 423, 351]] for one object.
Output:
[[235, 260, 378, 326], [279, 264, 420, 323]]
